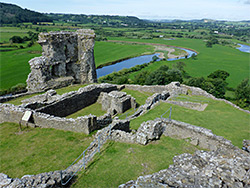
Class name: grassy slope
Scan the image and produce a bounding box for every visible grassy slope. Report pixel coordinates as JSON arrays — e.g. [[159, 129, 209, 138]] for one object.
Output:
[[130, 95, 250, 148], [0, 44, 42, 90], [72, 137, 200, 188], [94, 41, 154, 67], [108, 37, 250, 88], [0, 122, 92, 178]]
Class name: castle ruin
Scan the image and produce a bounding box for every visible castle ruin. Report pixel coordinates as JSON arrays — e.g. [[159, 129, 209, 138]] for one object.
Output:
[[26, 29, 97, 92]]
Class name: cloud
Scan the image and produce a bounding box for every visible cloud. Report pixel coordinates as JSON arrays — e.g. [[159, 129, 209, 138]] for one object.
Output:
[[244, 0, 250, 4]]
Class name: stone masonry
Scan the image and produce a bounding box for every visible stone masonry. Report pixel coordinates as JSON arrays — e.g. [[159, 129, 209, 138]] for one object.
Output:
[[26, 29, 97, 92], [98, 91, 137, 115]]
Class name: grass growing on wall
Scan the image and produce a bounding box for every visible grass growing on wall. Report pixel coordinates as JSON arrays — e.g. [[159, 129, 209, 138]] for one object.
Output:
[[0, 122, 93, 178], [130, 95, 249, 148]]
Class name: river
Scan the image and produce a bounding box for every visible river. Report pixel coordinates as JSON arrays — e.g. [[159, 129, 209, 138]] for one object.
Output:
[[96, 47, 197, 78], [237, 44, 250, 53]]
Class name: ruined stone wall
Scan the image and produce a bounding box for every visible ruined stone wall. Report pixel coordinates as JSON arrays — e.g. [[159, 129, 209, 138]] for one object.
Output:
[[125, 82, 250, 113], [163, 119, 235, 150], [36, 84, 117, 117], [0, 103, 98, 134], [97, 91, 137, 115], [120, 148, 250, 188], [124, 82, 187, 95], [26, 29, 97, 92]]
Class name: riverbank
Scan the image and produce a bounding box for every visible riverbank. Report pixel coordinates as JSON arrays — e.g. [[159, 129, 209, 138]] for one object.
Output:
[[100, 40, 196, 70]]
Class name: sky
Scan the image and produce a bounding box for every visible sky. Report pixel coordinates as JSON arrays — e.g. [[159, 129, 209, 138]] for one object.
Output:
[[1, 0, 250, 21]]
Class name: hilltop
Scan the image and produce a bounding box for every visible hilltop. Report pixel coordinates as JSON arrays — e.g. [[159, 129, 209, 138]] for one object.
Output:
[[0, 2, 52, 24], [0, 2, 146, 26]]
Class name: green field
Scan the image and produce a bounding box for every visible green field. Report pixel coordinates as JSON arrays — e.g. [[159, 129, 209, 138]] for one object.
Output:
[[1, 29, 249, 90], [0, 44, 42, 90], [0, 122, 93, 178], [94, 41, 154, 67], [0, 27, 31, 43], [108, 37, 250, 88]]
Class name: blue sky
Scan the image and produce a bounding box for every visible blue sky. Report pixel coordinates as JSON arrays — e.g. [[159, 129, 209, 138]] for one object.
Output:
[[2, 0, 250, 21]]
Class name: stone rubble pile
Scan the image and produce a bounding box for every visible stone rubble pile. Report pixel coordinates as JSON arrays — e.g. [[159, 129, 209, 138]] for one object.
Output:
[[120, 148, 250, 188], [243, 140, 250, 152], [110, 119, 165, 145]]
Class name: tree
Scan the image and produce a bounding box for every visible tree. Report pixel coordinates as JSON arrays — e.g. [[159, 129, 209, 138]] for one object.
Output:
[[9, 36, 23, 43], [145, 70, 167, 85], [208, 70, 230, 80], [115, 76, 129, 84], [206, 40, 213, 48], [173, 62, 186, 72], [207, 78, 227, 98], [134, 71, 150, 85], [152, 55, 159, 62], [165, 69, 183, 84], [235, 78, 250, 108], [184, 77, 205, 88], [159, 65, 169, 72]]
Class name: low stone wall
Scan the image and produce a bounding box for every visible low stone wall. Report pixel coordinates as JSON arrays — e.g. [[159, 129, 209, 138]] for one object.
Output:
[[0, 171, 71, 188], [165, 100, 208, 111], [124, 82, 187, 95], [110, 117, 236, 151], [124, 82, 250, 114], [0, 91, 40, 103], [0, 103, 111, 134], [129, 91, 170, 119], [181, 84, 250, 113], [163, 119, 235, 151]]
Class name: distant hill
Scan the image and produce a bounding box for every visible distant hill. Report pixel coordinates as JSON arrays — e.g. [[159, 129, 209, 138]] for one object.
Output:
[[0, 2, 52, 24], [46, 13, 146, 27], [0, 2, 146, 26]]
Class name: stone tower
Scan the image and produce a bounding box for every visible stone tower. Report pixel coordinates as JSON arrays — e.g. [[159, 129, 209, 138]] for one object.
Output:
[[26, 29, 97, 92]]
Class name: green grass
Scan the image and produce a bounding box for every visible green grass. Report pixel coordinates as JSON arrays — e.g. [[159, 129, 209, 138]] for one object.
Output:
[[72, 137, 200, 188], [130, 95, 250, 148], [0, 44, 42, 90], [0, 27, 32, 43], [0, 122, 92, 178], [121, 88, 153, 106], [171, 48, 187, 56], [67, 103, 106, 118], [94, 41, 154, 67], [109, 37, 250, 88]]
